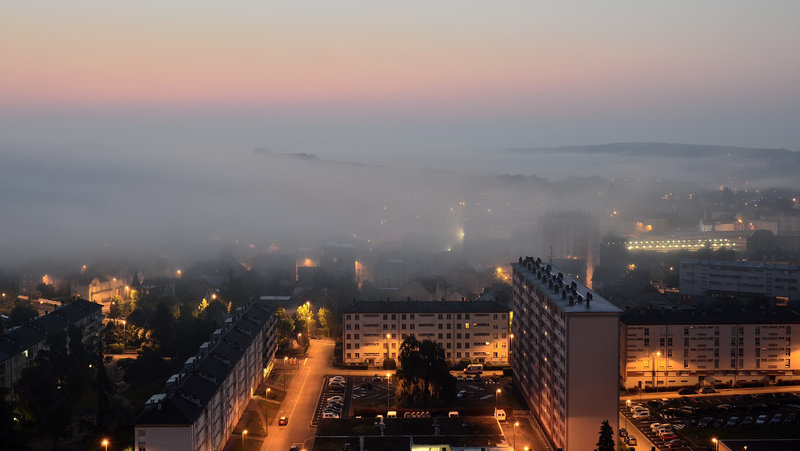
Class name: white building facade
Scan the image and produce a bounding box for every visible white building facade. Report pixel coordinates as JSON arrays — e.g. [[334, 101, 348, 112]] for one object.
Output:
[[512, 257, 621, 451], [621, 308, 800, 390], [342, 301, 510, 367]]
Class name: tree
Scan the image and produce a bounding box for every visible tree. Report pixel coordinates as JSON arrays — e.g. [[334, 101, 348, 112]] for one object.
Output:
[[9, 303, 38, 326], [596, 419, 615, 451], [317, 306, 331, 336], [295, 303, 314, 335], [395, 336, 456, 407]]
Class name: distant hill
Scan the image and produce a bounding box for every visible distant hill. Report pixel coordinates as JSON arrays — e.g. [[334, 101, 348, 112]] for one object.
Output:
[[502, 142, 798, 158]]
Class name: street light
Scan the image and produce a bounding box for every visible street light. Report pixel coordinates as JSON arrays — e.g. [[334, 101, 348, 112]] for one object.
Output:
[[265, 388, 271, 436], [654, 351, 662, 390], [496, 388, 502, 410], [513, 421, 519, 450], [242, 429, 248, 449], [386, 372, 391, 412], [386, 333, 391, 368], [712, 437, 719, 451], [101, 439, 109, 451], [305, 301, 312, 337], [284, 356, 288, 391]]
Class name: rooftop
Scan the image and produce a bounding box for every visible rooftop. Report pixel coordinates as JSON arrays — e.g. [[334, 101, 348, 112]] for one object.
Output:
[[681, 258, 800, 271], [720, 439, 800, 451], [621, 306, 800, 325], [0, 299, 102, 364], [512, 257, 621, 314], [342, 300, 509, 314]]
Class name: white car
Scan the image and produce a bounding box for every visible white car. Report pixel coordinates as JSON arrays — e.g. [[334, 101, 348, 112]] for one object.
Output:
[[632, 410, 650, 419], [327, 396, 344, 404], [322, 411, 340, 419], [457, 390, 466, 398]]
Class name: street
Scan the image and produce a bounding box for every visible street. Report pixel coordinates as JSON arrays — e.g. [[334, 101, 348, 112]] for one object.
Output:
[[261, 338, 335, 451]]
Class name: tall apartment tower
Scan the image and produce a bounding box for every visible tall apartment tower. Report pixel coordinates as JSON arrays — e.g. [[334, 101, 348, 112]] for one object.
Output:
[[511, 256, 621, 451]]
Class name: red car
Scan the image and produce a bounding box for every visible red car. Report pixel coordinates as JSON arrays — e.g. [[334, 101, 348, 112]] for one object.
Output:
[[660, 433, 678, 441], [278, 416, 289, 426], [666, 439, 685, 448]]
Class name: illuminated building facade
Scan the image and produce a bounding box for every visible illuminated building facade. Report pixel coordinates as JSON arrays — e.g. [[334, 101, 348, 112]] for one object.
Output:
[[679, 259, 800, 303], [512, 257, 620, 451], [621, 308, 800, 389], [342, 301, 510, 367]]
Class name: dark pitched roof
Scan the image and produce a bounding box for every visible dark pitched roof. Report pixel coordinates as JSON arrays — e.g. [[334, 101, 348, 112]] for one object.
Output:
[[0, 299, 101, 363], [342, 300, 509, 314]]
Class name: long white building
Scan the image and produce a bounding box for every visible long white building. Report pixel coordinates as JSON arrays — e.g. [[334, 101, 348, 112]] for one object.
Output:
[[621, 307, 800, 390], [135, 302, 277, 451], [512, 257, 621, 451], [342, 300, 510, 367], [679, 259, 800, 303]]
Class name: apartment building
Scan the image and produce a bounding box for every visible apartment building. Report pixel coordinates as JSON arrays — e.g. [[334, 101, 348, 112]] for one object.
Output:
[[621, 307, 800, 390], [135, 301, 277, 451], [341, 300, 510, 367], [679, 259, 800, 303], [511, 257, 621, 451], [0, 299, 103, 396]]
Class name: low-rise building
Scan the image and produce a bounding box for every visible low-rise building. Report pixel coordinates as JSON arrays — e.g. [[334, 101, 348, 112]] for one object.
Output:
[[342, 300, 510, 367], [511, 257, 621, 451], [621, 307, 800, 389], [134, 302, 277, 451], [679, 259, 800, 303], [0, 299, 103, 396]]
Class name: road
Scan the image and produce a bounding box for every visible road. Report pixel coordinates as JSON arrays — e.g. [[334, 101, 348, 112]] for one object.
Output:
[[261, 338, 335, 451], [621, 384, 800, 402]]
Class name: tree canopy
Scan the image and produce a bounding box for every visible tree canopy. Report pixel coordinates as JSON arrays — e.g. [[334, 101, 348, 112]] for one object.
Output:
[[395, 336, 456, 407]]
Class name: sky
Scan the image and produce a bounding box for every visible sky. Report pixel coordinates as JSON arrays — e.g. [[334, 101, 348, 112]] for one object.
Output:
[[1, 1, 799, 264]]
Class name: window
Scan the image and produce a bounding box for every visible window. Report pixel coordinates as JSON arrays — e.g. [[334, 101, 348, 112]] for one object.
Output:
[[714, 349, 719, 357], [457, 314, 462, 320], [346, 314, 351, 320], [731, 359, 736, 368], [667, 349, 673, 357], [755, 327, 760, 336], [355, 353, 359, 358], [644, 328, 650, 336], [447, 324, 451, 330], [383, 324, 387, 330], [391, 324, 396, 330], [465, 333, 470, 339], [739, 326, 744, 335], [383, 314, 387, 320], [465, 314, 470, 320], [457, 333, 462, 339], [667, 338, 673, 346], [392, 314, 396, 320], [738, 348, 743, 357], [684, 338, 689, 347], [438, 333, 443, 339], [660, 338, 665, 347], [401, 314, 406, 320], [755, 337, 760, 346], [494, 314, 498, 319], [447, 343, 451, 349], [346, 334, 351, 340], [401, 324, 407, 330], [730, 349, 736, 357], [457, 343, 462, 349], [346, 324, 351, 330], [438, 323, 443, 329], [684, 348, 689, 358], [354, 334, 359, 339], [457, 324, 462, 330], [755, 348, 760, 357], [738, 337, 743, 346], [465, 343, 470, 349], [684, 360, 689, 369], [447, 333, 452, 339], [644, 338, 650, 347], [714, 338, 719, 346], [392, 334, 396, 339], [714, 359, 719, 369], [714, 326, 719, 335], [684, 327, 689, 335], [346, 352, 351, 359], [756, 359, 760, 368], [346, 343, 352, 349], [438, 314, 443, 320], [786, 359, 791, 368], [355, 343, 360, 349]]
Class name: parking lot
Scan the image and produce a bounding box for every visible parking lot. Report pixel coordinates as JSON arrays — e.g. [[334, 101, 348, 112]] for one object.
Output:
[[311, 375, 353, 427], [621, 391, 800, 450]]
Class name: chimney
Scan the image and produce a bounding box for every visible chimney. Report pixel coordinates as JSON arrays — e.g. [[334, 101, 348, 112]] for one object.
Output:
[[568, 295, 574, 306], [561, 291, 567, 300]]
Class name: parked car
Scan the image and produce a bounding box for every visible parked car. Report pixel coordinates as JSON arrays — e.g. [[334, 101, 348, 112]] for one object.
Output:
[[770, 414, 783, 424], [740, 416, 754, 426], [650, 423, 662, 431], [665, 439, 685, 448], [618, 427, 628, 438], [372, 374, 382, 382], [626, 436, 638, 446], [712, 418, 724, 428], [327, 395, 344, 404], [701, 387, 717, 394], [632, 411, 650, 419], [457, 390, 466, 398], [279, 416, 289, 426], [660, 433, 678, 442], [784, 413, 797, 424], [699, 417, 713, 428], [756, 414, 768, 425], [726, 416, 739, 427], [678, 388, 698, 395], [322, 411, 340, 419]]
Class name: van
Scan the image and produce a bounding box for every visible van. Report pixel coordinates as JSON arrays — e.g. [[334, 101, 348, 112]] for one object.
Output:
[[448, 411, 459, 418], [464, 364, 484, 374], [495, 409, 506, 421], [386, 411, 397, 418]]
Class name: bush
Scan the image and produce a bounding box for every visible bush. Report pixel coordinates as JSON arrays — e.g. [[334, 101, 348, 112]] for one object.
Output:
[[107, 343, 124, 354]]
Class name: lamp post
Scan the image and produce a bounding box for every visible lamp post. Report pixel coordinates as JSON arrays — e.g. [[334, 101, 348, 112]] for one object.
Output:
[[496, 388, 502, 411], [242, 430, 248, 449], [305, 301, 311, 337], [712, 437, 719, 451], [625, 399, 630, 430], [265, 388, 271, 436], [101, 439, 109, 451], [654, 351, 662, 390], [386, 372, 391, 412], [283, 356, 288, 391], [513, 421, 519, 450]]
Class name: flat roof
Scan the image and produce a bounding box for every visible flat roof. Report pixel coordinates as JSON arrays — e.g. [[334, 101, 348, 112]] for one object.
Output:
[[343, 300, 509, 314], [720, 439, 800, 451], [512, 257, 621, 314], [681, 258, 800, 271], [621, 306, 800, 325]]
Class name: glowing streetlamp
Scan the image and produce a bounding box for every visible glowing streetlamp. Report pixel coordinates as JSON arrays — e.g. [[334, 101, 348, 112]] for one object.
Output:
[[283, 356, 288, 391], [513, 421, 519, 450], [496, 388, 502, 410], [712, 437, 719, 451], [305, 301, 312, 337], [242, 429, 248, 449], [386, 333, 391, 367], [265, 388, 271, 436], [101, 439, 109, 451], [625, 399, 631, 429], [386, 372, 391, 412]]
